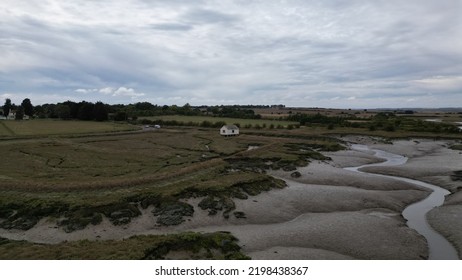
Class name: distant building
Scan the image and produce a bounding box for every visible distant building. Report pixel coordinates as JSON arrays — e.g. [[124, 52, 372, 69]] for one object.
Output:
[[1, 110, 29, 120], [7, 111, 16, 120], [220, 125, 239, 137]]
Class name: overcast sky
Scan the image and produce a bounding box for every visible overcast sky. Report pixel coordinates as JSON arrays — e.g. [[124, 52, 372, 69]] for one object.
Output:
[[1, 0, 461, 108]]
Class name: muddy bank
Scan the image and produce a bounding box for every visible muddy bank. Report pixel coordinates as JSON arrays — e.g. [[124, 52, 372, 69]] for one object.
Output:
[[248, 246, 354, 260], [340, 136, 462, 259], [427, 205, 462, 259], [350, 138, 462, 192]]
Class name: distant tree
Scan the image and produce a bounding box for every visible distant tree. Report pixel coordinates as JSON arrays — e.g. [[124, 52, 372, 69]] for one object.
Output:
[[114, 111, 128, 121], [3, 98, 12, 117], [63, 101, 79, 119], [15, 106, 24, 120], [21, 98, 34, 117], [211, 107, 220, 115], [78, 102, 95, 120], [42, 103, 58, 118], [33, 104, 45, 118], [55, 104, 71, 119], [93, 101, 108, 121], [135, 102, 155, 111]]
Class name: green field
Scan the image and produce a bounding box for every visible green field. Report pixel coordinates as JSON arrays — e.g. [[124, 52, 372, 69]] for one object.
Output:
[[0, 119, 138, 137], [142, 115, 298, 127]]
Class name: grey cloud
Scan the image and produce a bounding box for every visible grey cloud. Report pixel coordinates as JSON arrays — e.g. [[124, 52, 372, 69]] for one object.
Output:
[[183, 8, 240, 25], [149, 23, 193, 31], [1, 0, 461, 108]]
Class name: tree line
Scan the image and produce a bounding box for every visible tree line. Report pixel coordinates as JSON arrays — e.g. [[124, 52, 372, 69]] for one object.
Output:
[[2, 99, 262, 121]]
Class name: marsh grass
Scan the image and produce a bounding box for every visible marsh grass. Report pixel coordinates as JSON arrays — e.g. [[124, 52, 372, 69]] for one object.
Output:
[[450, 144, 462, 151], [0, 124, 347, 256], [0, 232, 249, 260]]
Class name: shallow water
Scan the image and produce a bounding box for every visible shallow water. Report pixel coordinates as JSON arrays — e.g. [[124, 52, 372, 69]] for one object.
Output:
[[425, 119, 442, 123], [346, 144, 458, 260]]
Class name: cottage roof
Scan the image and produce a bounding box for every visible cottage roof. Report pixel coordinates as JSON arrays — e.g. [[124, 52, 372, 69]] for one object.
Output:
[[222, 125, 239, 130]]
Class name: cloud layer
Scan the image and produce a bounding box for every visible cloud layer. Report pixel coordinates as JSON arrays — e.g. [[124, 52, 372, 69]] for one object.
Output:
[[1, 0, 461, 108]]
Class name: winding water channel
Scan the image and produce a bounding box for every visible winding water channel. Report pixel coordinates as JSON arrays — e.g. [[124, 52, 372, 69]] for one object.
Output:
[[345, 144, 458, 260]]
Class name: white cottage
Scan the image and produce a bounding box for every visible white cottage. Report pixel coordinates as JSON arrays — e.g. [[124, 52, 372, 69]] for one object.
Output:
[[220, 125, 239, 137], [7, 111, 16, 120]]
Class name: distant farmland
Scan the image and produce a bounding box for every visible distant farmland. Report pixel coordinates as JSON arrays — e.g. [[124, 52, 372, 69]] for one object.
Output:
[[0, 119, 138, 137], [141, 115, 298, 128]]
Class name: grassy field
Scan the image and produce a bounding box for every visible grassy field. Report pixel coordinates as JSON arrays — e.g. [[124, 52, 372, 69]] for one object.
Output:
[[0, 119, 138, 137], [142, 115, 298, 127], [0, 128, 257, 188]]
